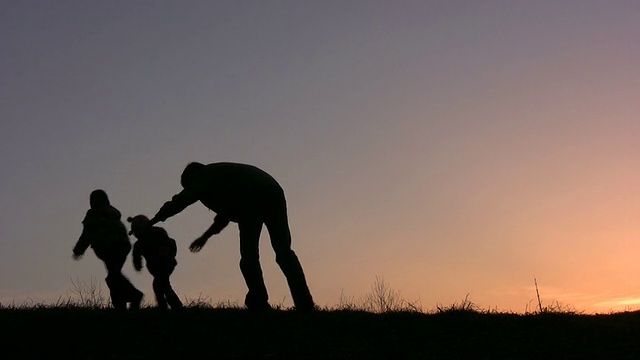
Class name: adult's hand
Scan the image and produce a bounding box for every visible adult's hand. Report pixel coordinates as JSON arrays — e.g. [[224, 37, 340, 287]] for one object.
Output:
[[189, 237, 208, 253]]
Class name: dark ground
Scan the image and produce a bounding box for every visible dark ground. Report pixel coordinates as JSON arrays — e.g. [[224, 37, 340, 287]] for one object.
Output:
[[2, 307, 640, 359]]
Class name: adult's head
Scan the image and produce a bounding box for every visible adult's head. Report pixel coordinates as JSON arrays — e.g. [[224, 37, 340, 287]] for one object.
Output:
[[89, 189, 110, 209], [181, 162, 206, 188]]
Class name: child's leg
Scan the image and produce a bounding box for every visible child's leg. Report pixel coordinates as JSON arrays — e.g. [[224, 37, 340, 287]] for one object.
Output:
[[152, 276, 168, 309], [105, 275, 126, 309], [166, 285, 182, 308], [104, 258, 127, 309], [124, 278, 144, 309], [153, 267, 182, 309], [105, 255, 143, 309], [164, 267, 183, 309]]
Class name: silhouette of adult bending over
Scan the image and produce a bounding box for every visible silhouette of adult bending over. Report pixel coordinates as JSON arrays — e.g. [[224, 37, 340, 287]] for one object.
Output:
[[73, 189, 144, 309], [129, 214, 183, 309], [149, 162, 315, 311]]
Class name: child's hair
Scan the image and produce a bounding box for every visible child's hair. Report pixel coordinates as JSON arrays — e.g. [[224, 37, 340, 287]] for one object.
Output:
[[127, 214, 151, 236], [89, 189, 110, 209]]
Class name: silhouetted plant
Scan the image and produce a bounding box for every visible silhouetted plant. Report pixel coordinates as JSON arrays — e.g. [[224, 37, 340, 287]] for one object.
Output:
[[337, 276, 422, 313], [525, 279, 581, 315], [0, 298, 38, 309], [525, 299, 580, 315], [271, 296, 290, 310], [435, 294, 479, 313], [67, 277, 107, 308], [337, 289, 360, 311], [183, 294, 214, 308], [183, 295, 241, 309]]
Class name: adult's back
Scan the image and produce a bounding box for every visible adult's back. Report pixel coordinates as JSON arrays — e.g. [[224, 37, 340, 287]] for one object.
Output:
[[174, 162, 285, 222]]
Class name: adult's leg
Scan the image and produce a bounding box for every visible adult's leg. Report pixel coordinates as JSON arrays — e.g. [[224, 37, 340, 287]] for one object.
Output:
[[238, 220, 270, 311], [265, 204, 315, 311]]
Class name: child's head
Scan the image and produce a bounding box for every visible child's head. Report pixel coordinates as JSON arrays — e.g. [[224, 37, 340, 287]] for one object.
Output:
[[89, 189, 110, 209], [127, 214, 151, 237]]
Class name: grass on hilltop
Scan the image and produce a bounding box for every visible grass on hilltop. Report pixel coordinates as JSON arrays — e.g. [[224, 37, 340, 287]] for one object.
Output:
[[2, 277, 640, 359]]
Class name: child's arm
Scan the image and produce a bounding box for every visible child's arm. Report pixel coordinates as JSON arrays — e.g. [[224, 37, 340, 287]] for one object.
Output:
[[132, 242, 144, 271], [72, 215, 92, 259], [72, 234, 90, 259]]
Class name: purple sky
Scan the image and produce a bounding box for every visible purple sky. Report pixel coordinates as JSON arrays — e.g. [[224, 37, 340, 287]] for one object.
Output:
[[2, 1, 640, 312]]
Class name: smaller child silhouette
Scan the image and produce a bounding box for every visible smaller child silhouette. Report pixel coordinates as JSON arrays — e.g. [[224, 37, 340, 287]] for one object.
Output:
[[128, 215, 183, 309]]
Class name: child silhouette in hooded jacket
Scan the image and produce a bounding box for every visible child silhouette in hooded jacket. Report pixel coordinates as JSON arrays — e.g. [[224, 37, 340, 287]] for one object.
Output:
[[128, 214, 182, 309], [73, 189, 144, 309]]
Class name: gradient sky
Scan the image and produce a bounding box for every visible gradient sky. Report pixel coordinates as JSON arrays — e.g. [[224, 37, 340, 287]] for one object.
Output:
[[2, 1, 640, 313]]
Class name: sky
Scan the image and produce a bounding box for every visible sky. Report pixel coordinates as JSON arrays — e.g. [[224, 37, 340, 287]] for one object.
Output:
[[2, 0, 640, 313]]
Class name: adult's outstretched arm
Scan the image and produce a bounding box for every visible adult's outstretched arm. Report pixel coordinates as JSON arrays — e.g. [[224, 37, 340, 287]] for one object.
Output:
[[189, 214, 230, 252], [204, 214, 230, 238], [150, 189, 199, 225]]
